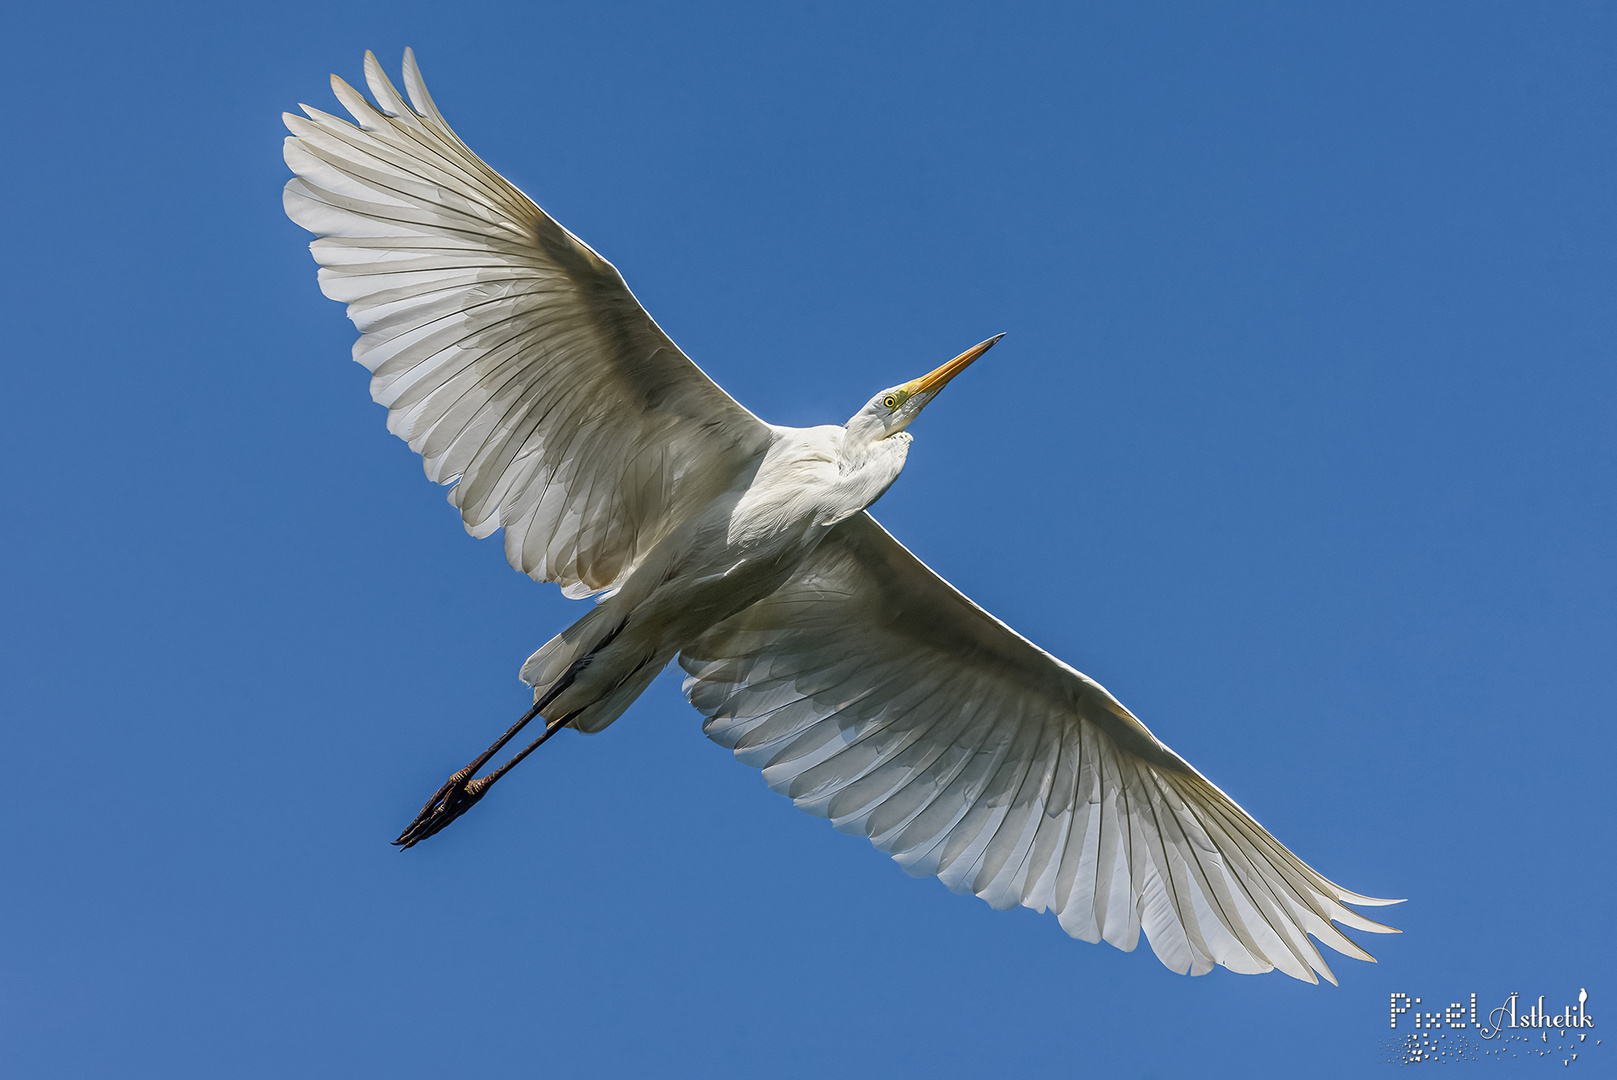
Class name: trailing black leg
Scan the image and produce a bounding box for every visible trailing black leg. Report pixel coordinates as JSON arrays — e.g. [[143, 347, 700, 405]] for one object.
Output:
[[393, 619, 631, 849], [393, 673, 576, 849]]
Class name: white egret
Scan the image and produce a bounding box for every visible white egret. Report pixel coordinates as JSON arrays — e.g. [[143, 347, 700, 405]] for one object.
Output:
[[283, 50, 1399, 982]]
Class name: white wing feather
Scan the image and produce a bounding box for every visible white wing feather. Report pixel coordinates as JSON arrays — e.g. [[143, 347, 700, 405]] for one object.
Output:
[[283, 50, 771, 597], [681, 513, 1399, 982]]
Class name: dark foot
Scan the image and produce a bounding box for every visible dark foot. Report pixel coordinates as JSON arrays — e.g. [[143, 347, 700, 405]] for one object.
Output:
[[393, 631, 618, 848], [393, 765, 496, 848], [391, 702, 578, 850]]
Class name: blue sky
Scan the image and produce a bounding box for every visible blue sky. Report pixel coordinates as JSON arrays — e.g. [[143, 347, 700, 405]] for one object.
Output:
[[2, 2, 1613, 1076]]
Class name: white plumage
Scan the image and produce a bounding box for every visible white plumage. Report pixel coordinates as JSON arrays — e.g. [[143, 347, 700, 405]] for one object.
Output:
[[284, 49, 1399, 983], [283, 50, 769, 599]]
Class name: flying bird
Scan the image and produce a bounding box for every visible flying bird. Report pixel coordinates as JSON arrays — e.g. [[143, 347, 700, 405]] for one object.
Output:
[[282, 49, 1399, 983]]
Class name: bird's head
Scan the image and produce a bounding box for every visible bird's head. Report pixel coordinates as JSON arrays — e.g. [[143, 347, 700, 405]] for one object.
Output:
[[845, 334, 1004, 444]]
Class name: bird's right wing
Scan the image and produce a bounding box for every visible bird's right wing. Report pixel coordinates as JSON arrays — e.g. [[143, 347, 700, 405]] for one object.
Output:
[[283, 50, 773, 598], [680, 512, 1398, 982]]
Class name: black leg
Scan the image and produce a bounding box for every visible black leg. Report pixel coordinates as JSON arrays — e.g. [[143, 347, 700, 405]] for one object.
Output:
[[393, 619, 630, 849], [393, 673, 579, 849]]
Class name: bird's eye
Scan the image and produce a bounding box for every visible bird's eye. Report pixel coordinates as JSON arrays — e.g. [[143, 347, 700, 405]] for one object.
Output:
[[883, 395, 898, 409]]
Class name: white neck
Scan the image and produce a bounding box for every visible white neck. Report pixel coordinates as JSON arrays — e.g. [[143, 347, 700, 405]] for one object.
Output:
[[827, 428, 911, 522]]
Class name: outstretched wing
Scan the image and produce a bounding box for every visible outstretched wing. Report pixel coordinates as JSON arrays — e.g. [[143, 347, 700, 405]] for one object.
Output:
[[680, 512, 1399, 982], [283, 50, 772, 598]]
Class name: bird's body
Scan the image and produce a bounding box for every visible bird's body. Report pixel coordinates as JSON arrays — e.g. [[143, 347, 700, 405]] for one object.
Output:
[[283, 49, 1400, 984], [525, 418, 911, 735]]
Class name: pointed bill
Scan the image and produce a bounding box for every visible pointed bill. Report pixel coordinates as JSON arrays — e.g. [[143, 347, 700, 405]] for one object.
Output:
[[902, 333, 1005, 398]]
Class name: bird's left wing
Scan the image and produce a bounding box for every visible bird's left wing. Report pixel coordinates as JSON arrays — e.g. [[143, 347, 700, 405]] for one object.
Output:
[[680, 512, 1398, 982], [283, 51, 772, 598]]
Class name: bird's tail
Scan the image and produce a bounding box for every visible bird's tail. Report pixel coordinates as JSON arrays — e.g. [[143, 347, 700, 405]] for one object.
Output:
[[519, 604, 616, 690], [518, 602, 667, 734]]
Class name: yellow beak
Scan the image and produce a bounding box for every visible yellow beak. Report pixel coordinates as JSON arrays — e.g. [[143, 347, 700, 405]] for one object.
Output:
[[902, 333, 1005, 397]]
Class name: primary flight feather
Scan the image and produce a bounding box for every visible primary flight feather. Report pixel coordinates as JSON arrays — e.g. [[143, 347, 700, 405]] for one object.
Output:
[[283, 48, 1399, 983]]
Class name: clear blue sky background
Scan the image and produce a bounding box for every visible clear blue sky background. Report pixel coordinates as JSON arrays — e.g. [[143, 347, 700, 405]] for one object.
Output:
[[1, 2, 1612, 1077]]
